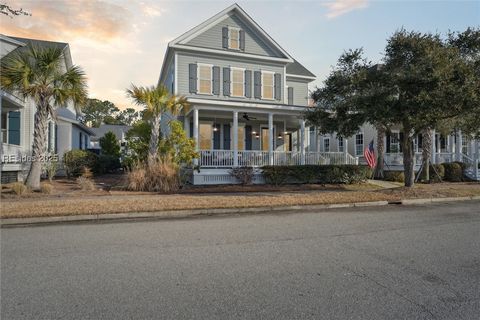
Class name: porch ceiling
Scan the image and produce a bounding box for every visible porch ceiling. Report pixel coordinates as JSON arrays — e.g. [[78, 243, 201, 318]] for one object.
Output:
[[195, 109, 302, 127]]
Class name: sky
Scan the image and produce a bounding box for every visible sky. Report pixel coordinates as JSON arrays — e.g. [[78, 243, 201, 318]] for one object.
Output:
[[1, 0, 479, 110]]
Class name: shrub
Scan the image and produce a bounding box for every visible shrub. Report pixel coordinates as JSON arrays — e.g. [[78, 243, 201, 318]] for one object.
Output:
[[443, 162, 464, 182], [11, 182, 28, 196], [262, 165, 372, 185], [229, 167, 254, 185], [40, 182, 53, 194], [127, 157, 180, 192], [42, 154, 58, 182], [93, 154, 121, 174], [76, 176, 96, 191], [429, 164, 445, 182], [384, 171, 405, 183], [63, 150, 98, 178], [99, 131, 120, 157]]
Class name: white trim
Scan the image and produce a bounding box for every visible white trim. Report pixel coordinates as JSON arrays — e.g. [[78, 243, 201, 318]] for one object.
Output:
[[286, 73, 316, 81], [174, 52, 178, 95], [170, 44, 292, 63], [170, 4, 293, 61], [197, 63, 213, 95], [261, 70, 275, 100], [230, 67, 245, 98], [187, 98, 309, 113], [337, 137, 344, 152], [0, 34, 27, 47]]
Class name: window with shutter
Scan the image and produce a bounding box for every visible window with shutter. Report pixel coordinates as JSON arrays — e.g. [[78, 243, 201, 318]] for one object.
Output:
[[228, 27, 241, 50], [7, 111, 21, 145], [231, 68, 245, 97], [197, 64, 213, 95], [261, 71, 274, 100]]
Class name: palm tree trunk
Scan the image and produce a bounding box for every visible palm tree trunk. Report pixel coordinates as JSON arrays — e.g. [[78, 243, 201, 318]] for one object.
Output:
[[374, 125, 385, 179], [148, 113, 161, 165], [421, 128, 432, 182], [401, 128, 415, 187], [25, 103, 49, 190]]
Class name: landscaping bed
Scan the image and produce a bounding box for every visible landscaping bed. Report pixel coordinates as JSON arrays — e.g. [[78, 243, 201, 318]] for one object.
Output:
[[1, 175, 479, 219]]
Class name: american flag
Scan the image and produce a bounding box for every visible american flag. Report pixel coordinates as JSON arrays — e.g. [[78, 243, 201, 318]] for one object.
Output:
[[364, 140, 376, 168]]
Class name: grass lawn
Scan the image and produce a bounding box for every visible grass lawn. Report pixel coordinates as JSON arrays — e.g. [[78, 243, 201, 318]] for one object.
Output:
[[1, 175, 479, 219]]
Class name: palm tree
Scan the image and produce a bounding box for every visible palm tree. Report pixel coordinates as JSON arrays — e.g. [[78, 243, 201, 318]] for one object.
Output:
[[126, 85, 188, 165], [1, 45, 87, 189]]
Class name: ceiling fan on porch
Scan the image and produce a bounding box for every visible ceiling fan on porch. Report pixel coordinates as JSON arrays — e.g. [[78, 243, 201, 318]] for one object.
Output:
[[242, 113, 257, 121]]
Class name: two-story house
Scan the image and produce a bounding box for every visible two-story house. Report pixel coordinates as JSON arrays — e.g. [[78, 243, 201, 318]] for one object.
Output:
[[1, 34, 95, 183], [158, 4, 358, 184]]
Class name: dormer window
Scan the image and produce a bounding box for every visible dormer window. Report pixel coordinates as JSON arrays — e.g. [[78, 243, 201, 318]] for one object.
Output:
[[222, 26, 245, 51], [229, 27, 240, 50]]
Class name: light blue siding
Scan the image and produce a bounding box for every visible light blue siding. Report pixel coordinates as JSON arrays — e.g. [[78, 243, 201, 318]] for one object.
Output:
[[185, 15, 284, 58], [177, 52, 285, 104], [286, 79, 309, 106]]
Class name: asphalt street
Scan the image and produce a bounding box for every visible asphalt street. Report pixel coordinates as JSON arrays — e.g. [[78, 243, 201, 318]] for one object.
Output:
[[1, 201, 479, 319]]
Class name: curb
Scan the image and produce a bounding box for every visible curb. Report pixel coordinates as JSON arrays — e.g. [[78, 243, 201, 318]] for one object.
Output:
[[1, 197, 479, 227]]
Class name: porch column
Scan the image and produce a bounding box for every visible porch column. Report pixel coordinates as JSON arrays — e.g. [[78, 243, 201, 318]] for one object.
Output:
[[193, 108, 199, 166], [313, 127, 318, 152], [316, 128, 321, 152], [431, 130, 436, 164], [183, 115, 189, 137], [233, 111, 238, 167], [300, 119, 305, 165], [268, 113, 273, 165], [456, 130, 463, 162], [475, 140, 480, 160]]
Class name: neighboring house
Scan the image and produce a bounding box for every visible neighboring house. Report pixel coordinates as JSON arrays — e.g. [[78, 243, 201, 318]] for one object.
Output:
[[158, 4, 358, 185], [320, 123, 479, 180], [0, 34, 95, 183], [90, 124, 131, 151]]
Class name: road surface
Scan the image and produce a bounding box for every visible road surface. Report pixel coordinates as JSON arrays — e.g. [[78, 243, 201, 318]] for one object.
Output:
[[1, 201, 479, 319]]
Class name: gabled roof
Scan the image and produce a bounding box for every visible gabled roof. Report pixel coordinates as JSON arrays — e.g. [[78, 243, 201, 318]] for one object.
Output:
[[169, 3, 293, 62], [286, 59, 316, 78]]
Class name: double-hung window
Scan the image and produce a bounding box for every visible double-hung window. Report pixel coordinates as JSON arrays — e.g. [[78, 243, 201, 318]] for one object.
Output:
[[355, 133, 364, 156], [261, 71, 274, 100], [198, 64, 212, 95], [231, 68, 244, 97], [337, 137, 344, 152], [390, 131, 400, 153], [229, 27, 240, 50], [323, 137, 330, 152], [1, 113, 7, 143]]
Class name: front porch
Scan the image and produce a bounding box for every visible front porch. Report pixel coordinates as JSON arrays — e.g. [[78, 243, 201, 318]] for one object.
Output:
[[183, 101, 358, 169]]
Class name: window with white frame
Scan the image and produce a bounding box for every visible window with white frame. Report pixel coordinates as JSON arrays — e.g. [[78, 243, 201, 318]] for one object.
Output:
[[323, 137, 330, 152], [462, 138, 469, 154], [390, 131, 400, 153], [262, 71, 274, 100], [337, 137, 344, 152], [355, 133, 364, 156], [229, 27, 240, 50], [231, 68, 244, 97], [198, 64, 212, 95]]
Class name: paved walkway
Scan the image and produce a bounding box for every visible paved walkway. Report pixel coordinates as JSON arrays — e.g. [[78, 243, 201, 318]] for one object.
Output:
[[367, 179, 402, 189]]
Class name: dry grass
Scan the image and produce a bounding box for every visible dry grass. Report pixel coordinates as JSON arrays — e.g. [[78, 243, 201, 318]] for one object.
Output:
[[10, 182, 28, 196], [40, 182, 53, 194], [1, 182, 479, 220], [127, 159, 179, 192], [76, 176, 96, 191]]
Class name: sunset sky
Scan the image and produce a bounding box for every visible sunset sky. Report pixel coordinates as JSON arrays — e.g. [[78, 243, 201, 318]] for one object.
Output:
[[2, 0, 479, 110]]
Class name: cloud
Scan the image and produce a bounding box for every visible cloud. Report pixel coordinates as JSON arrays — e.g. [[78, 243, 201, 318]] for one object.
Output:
[[1, 0, 133, 42], [322, 0, 369, 19]]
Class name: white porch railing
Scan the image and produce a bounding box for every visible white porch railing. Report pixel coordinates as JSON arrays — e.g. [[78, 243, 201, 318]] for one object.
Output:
[[199, 150, 359, 167], [462, 154, 479, 180]]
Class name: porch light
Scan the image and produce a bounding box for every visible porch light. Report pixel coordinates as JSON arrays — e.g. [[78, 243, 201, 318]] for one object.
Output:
[[277, 134, 283, 139], [213, 125, 218, 132], [255, 134, 260, 139], [252, 130, 257, 135]]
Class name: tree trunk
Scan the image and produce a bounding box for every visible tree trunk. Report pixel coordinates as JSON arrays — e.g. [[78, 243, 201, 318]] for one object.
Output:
[[374, 125, 385, 179], [401, 129, 415, 187], [148, 113, 161, 166], [25, 102, 49, 190], [421, 128, 432, 182]]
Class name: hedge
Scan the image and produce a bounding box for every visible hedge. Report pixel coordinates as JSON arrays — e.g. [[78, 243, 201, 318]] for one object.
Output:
[[442, 162, 464, 182], [262, 165, 372, 185], [63, 150, 121, 177], [384, 171, 405, 183]]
